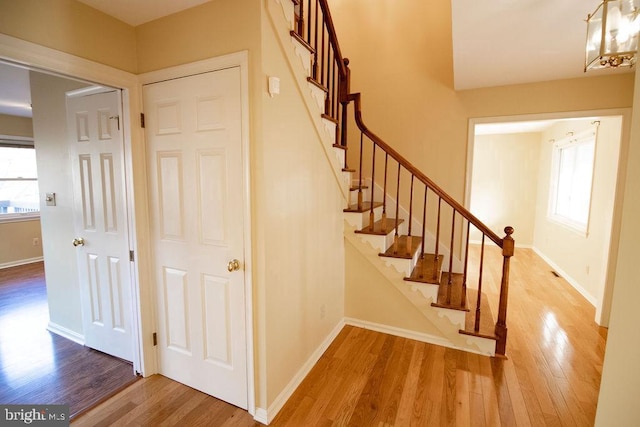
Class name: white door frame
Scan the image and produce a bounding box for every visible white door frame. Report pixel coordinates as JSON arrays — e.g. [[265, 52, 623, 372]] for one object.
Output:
[[464, 108, 632, 327], [0, 33, 152, 375], [138, 51, 255, 416]]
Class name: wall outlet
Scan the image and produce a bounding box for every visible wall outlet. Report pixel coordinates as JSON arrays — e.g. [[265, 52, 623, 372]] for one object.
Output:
[[32, 237, 40, 246]]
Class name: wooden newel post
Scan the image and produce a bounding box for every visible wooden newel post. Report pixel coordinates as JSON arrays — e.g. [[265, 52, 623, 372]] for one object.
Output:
[[495, 226, 514, 356]]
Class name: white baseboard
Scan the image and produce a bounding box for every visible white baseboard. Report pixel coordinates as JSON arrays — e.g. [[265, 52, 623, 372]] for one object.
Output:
[[532, 247, 597, 306], [257, 319, 345, 425], [0, 256, 43, 270], [47, 321, 85, 345], [344, 317, 455, 349]]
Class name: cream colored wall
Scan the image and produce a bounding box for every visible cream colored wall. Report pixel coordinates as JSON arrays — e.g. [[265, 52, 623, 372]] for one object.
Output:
[[258, 0, 345, 410], [0, 0, 137, 73], [0, 114, 33, 137], [135, 0, 261, 74], [532, 118, 621, 320], [470, 133, 541, 246], [595, 64, 640, 427], [30, 71, 87, 335], [0, 219, 43, 267]]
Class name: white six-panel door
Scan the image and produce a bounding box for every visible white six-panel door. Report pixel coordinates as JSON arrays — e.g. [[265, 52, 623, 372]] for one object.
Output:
[[67, 90, 134, 362], [143, 68, 248, 408]]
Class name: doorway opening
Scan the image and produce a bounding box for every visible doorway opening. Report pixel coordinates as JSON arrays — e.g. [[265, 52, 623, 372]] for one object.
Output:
[[465, 109, 630, 327]]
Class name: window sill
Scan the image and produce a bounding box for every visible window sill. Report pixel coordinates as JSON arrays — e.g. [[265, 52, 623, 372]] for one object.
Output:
[[0, 213, 41, 224], [548, 214, 588, 238]]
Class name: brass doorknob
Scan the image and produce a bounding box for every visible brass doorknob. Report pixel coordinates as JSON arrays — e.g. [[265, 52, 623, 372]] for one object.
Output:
[[72, 237, 85, 247], [227, 259, 240, 272]]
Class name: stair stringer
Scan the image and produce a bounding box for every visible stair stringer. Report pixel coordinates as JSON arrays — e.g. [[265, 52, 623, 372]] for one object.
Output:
[[266, 0, 350, 199], [344, 221, 496, 356]]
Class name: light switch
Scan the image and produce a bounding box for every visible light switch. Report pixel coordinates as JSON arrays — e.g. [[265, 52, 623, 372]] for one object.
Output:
[[45, 193, 56, 207], [268, 76, 280, 98]]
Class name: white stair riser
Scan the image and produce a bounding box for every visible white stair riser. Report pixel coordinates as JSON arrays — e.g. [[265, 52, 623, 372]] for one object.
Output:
[[343, 205, 383, 230], [291, 36, 312, 77], [276, 0, 295, 30], [308, 83, 326, 110], [435, 307, 465, 329]]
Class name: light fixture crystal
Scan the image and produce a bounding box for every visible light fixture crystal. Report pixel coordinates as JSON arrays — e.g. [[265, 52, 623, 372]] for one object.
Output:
[[585, 0, 640, 71]]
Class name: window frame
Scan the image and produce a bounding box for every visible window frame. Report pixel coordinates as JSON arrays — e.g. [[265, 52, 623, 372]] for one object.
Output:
[[547, 128, 597, 236], [0, 142, 40, 223]]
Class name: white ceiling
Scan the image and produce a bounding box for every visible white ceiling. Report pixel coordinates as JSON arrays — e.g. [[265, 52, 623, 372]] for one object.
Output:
[[0, 0, 635, 118]]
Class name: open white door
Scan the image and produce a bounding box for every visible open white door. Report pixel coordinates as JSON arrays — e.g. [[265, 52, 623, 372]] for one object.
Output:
[[67, 90, 134, 362], [143, 67, 248, 408]]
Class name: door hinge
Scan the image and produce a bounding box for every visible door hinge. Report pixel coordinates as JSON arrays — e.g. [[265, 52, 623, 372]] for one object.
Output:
[[152, 332, 157, 346], [140, 113, 145, 128], [129, 250, 135, 262]]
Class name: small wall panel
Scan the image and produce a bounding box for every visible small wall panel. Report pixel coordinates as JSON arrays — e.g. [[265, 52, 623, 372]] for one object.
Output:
[[79, 154, 96, 231], [87, 253, 103, 326], [98, 108, 113, 140], [108, 256, 125, 332], [197, 150, 226, 245], [76, 112, 90, 142], [157, 100, 182, 135], [196, 96, 225, 131], [163, 267, 191, 354], [157, 152, 184, 240], [202, 274, 232, 366], [100, 154, 118, 233]]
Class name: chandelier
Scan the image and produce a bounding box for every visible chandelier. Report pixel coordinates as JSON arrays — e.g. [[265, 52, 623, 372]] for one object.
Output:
[[585, 0, 640, 71]]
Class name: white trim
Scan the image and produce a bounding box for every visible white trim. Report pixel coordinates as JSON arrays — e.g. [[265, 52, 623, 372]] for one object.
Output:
[[47, 321, 85, 345], [138, 51, 256, 416], [0, 256, 43, 270], [532, 246, 598, 306], [345, 317, 456, 350], [0, 213, 40, 224], [259, 320, 345, 425], [0, 33, 148, 375]]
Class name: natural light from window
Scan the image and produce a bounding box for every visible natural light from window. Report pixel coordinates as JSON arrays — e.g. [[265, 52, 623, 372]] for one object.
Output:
[[548, 130, 596, 234], [0, 146, 40, 220]]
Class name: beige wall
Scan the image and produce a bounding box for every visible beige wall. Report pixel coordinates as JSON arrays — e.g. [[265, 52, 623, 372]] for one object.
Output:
[[0, 114, 33, 137], [533, 118, 622, 323], [470, 133, 541, 246], [30, 71, 87, 336], [0, 0, 137, 73], [595, 62, 640, 427], [135, 0, 261, 74], [0, 219, 43, 267], [258, 0, 345, 410]]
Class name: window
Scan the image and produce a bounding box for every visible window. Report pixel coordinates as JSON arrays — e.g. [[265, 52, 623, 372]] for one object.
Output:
[[548, 129, 596, 234], [0, 146, 40, 221]]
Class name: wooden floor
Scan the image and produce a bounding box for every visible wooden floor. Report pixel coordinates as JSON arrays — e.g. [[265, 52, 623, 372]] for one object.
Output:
[[72, 247, 607, 426], [0, 262, 138, 418]]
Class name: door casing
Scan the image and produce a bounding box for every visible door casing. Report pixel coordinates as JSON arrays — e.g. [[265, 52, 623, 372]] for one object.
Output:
[[138, 51, 255, 416]]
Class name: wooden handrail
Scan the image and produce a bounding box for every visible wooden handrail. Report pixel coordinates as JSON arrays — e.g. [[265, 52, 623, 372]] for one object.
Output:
[[317, 0, 347, 79], [348, 92, 503, 247]]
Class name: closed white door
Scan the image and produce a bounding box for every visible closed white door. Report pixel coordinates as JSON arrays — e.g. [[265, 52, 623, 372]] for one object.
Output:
[[143, 68, 247, 408], [67, 90, 134, 362]]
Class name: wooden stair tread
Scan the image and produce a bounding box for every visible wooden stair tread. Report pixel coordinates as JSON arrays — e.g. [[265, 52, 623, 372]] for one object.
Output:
[[289, 31, 314, 53], [459, 288, 497, 341], [403, 254, 443, 284], [307, 77, 328, 92], [379, 235, 421, 259], [322, 113, 339, 124], [355, 217, 403, 235], [431, 272, 469, 312], [344, 201, 382, 213], [332, 143, 347, 150], [349, 185, 369, 191]]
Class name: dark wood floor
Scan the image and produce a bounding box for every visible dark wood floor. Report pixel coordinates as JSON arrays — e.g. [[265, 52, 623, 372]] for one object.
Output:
[[0, 262, 138, 418], [72, 247, 607, 426]]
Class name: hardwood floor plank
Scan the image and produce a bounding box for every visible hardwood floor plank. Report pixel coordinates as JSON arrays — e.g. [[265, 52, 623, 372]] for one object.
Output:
[[71, 247, 606, 426]]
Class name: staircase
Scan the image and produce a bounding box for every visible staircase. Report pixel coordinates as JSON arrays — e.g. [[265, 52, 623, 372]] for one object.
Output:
[[272, 0, 515, 357]]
